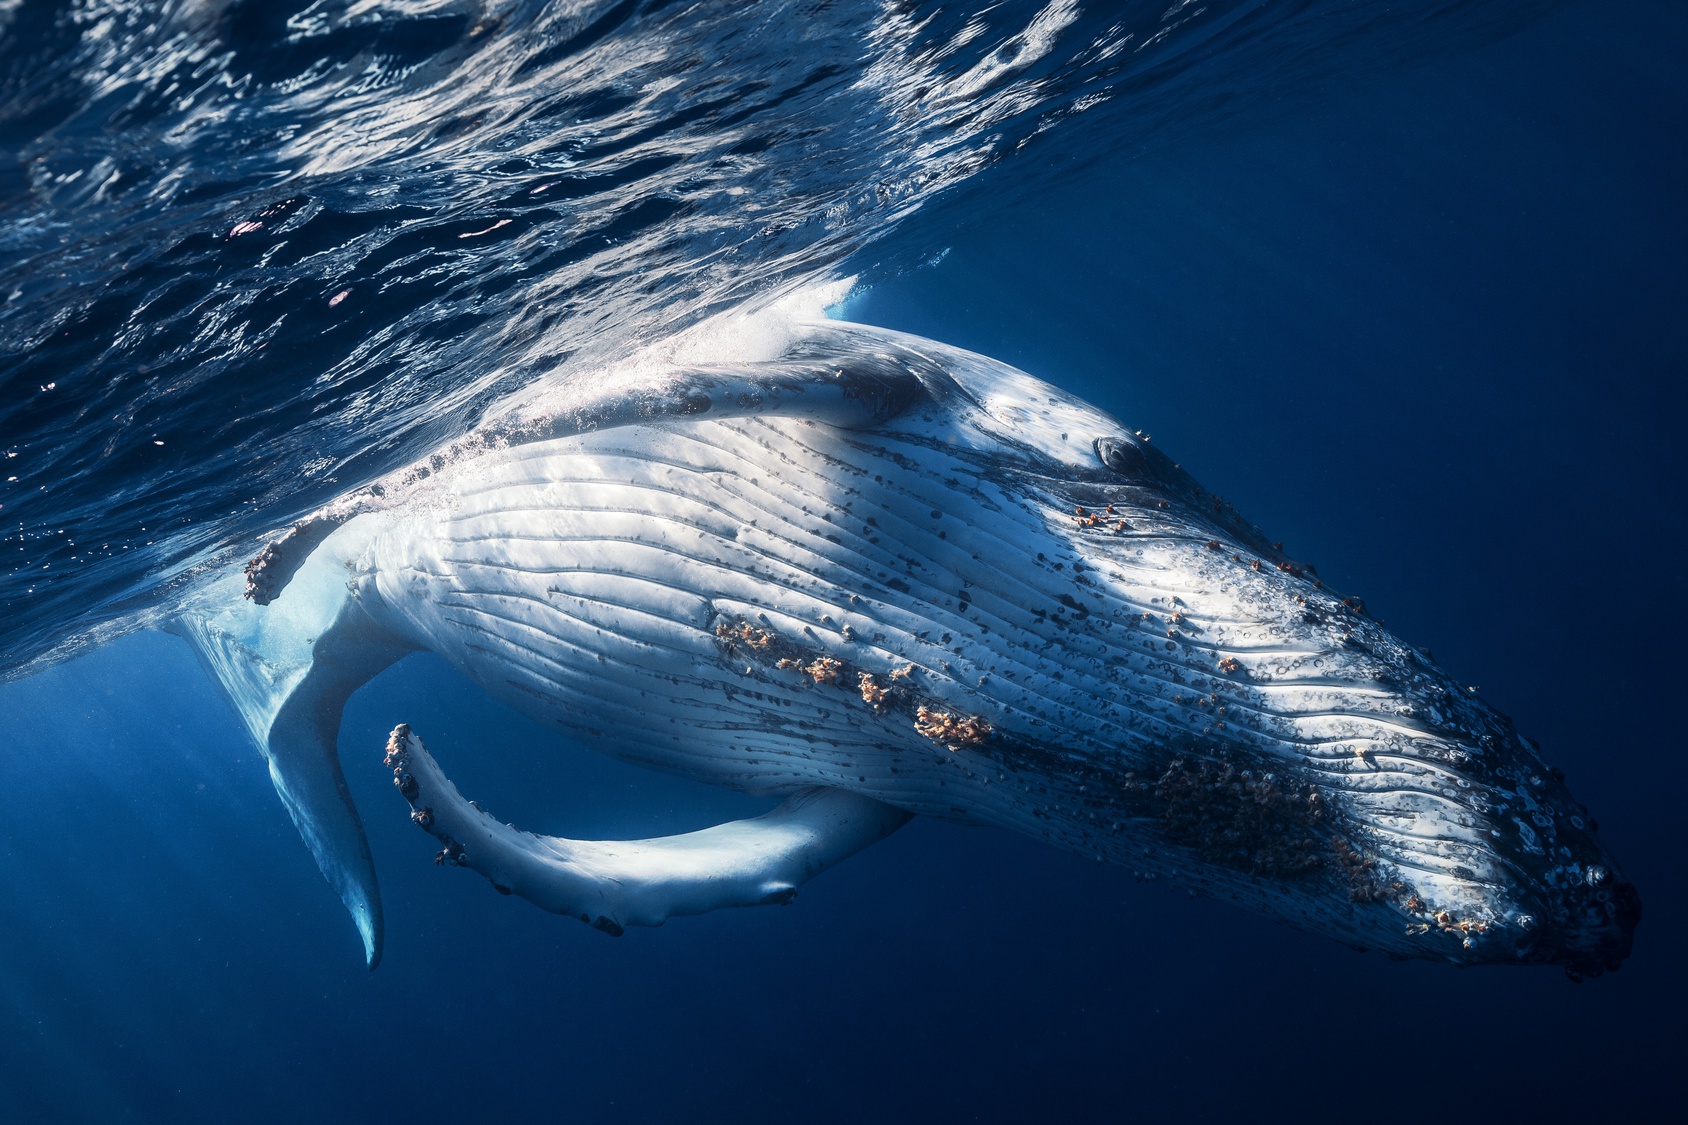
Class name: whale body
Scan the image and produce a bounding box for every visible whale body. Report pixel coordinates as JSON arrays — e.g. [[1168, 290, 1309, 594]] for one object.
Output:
[[179, 318, 1638, 976]]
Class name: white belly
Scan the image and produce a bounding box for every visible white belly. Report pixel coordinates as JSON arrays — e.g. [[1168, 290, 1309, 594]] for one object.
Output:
[[353, 414, 1058, 823]]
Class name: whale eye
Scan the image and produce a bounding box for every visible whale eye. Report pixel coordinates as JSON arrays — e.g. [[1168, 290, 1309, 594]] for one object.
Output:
[[1095, 436, 1148, 478]]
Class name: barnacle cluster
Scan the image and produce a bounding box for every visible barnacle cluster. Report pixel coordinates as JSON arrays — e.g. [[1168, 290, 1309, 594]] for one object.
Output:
[[858, 672, 890, 708], [383, 723, 411, 771], [713, 615, 992, 753], [1140, 758, 1327, 879], [913, 705, 992, 751], [1120, 754, 1418, 904], [1435, 910, 1491, 947], [385, 723, 465, 866], [243, 542, 283, 603], [385, 724, 420, 801], [1403, 901, 1492, 948], [1071, 505, 1129, 534], [715, 619, 776, 651], [777, 655, 844, 684], [1330, 834, 1390, 903]]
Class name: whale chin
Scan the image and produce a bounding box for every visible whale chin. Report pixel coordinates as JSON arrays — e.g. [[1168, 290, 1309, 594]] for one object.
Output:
[[176, 317, 1638, 972], [1515, 873, 1641, 980]]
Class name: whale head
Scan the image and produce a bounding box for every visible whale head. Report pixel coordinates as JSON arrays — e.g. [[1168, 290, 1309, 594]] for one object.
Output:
[[898, 345, 1640, 977]]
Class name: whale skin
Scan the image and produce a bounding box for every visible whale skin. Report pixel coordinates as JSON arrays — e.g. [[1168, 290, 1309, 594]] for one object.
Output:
[[180, 318, 1639, 977]]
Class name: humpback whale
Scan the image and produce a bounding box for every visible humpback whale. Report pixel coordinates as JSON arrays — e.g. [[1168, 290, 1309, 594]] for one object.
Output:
[[178, 316, 1638, 977]]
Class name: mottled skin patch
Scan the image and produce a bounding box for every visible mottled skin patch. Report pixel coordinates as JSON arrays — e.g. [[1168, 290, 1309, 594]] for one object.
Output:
[[712, 613, 994, 753]]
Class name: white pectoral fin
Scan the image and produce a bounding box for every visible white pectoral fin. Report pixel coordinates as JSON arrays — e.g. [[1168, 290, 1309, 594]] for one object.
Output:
[[383, 725, 912, 934], [172, 530, 412, 967]]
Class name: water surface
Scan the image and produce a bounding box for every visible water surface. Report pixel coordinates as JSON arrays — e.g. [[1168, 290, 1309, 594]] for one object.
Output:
[[1, 2, 1683, 1120]]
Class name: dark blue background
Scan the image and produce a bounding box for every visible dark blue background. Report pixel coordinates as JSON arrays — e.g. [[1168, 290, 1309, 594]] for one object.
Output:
[[2, 2, 1683, 1120]]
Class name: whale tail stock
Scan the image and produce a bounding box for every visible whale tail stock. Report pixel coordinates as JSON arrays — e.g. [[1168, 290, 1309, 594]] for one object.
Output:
[[169, 536, 412, 969]]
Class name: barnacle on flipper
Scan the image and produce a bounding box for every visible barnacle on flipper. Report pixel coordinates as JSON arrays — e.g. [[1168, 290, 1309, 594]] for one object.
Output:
[[243, 542, 284, 603]]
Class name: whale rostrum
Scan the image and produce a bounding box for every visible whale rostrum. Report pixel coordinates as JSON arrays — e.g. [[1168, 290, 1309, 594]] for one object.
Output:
[[178, 318, 1639, 977]]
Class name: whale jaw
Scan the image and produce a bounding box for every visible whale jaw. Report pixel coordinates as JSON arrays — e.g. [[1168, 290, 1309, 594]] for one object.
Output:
[[957, 477, 1642, 972]]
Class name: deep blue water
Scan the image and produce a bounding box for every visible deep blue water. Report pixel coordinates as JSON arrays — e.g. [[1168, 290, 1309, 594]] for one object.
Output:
[[2, 1, 1685, 1121]]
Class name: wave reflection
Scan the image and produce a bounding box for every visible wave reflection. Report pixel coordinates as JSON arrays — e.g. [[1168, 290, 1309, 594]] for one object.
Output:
[[0, 0, 1554, 675]]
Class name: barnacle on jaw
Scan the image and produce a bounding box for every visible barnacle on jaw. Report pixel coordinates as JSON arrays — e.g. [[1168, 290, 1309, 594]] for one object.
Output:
[[1330, 835, 1389, 903], [914, 705, 991, 751], [1432, 909, 1492, 948], [1134, 758, 1327, 880]]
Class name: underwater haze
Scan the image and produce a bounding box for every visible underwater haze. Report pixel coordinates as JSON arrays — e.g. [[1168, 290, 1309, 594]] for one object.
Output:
[[2, 0, 1684, 1121]]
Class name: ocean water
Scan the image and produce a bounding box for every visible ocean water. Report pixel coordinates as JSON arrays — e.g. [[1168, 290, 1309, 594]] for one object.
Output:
[[1, 1, 1683, 1121]]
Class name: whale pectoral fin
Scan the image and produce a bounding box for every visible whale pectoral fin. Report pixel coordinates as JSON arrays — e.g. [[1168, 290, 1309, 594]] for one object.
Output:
[[260, 686, 387, 966], [242, 514, 352, 605], [173, 534, 413, 968], [382, 725, 912, 933]]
